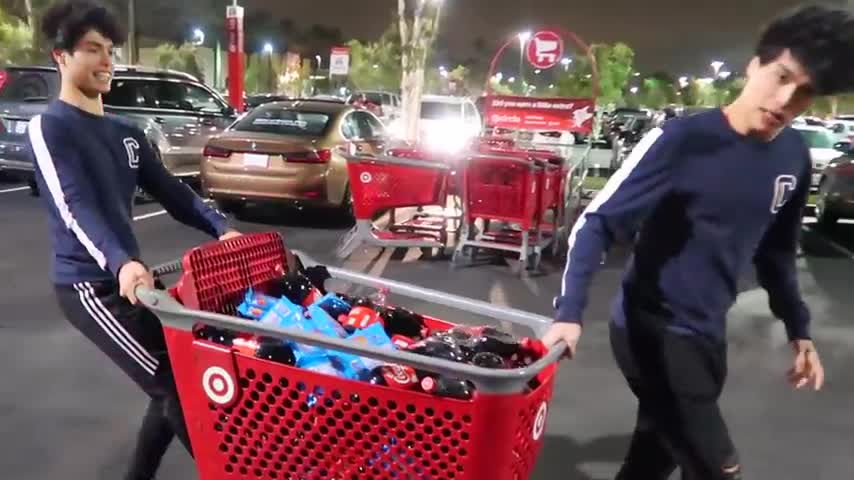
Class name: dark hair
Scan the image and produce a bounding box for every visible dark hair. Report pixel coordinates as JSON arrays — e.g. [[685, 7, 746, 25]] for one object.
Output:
[[40, 0, 125, 52], [756, 5, 854, 96]]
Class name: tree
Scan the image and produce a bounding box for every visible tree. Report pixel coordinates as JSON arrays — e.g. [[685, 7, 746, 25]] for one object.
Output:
[[346, 23, 401, 91], [593, 42, 635, 105], [0, 5, 36, 66], [398, 0, 444, 141], [151, 43, 204, 82]]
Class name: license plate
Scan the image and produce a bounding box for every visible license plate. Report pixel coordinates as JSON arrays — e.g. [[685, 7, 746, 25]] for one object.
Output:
[[243, 153, 268, 168], [812, 173, 822, 185], [13, 121, 27, 134]]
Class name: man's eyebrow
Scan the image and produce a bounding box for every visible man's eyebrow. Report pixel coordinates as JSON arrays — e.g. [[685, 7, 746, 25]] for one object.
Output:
[[777, 64, 794, 76]]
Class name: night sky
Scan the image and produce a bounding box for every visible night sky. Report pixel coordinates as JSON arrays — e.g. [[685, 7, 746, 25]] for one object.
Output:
[[247, 0, 850, 75]]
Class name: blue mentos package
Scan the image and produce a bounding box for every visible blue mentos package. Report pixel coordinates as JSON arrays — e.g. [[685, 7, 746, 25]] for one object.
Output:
[[299, 355, 342, 378], [307, 305, 348, 338], [263, 298, 328, 366], [329, 323, 396, 378], [312, 293, 352, 319], [237, 288, 280, 320]]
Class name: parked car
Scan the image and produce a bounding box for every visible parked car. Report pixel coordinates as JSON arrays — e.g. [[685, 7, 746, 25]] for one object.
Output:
[[793, 124, 845, 189], [610, 115, 654, 170], [200, 100, 387, 216], [408, 95, 481, 153], [245, 93, 290, 111], [0, 65, 237, 195], [815, 153, 854, 227], [346, 90, 400, 124]]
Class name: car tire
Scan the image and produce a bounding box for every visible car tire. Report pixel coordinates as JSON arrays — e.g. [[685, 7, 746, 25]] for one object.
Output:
[[815, 180, 839, 228], [338, 185, 355, 224], [28, 178, 39, 197]]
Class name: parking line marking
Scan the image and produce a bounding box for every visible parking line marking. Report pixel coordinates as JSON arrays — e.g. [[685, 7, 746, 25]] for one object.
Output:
[[0, 186, 29, 194], [133, 199, 213, 222]]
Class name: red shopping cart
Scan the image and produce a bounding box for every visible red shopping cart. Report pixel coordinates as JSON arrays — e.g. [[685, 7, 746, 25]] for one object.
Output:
[[336, 149, 458, 259], [452, 150, 557, 273], [140, 232, 565, 480]]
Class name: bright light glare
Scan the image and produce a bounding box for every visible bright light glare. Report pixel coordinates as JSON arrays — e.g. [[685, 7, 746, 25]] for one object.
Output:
[[263, 43, 273, 54]]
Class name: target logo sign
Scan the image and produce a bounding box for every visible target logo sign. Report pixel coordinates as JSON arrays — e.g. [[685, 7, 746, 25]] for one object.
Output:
[[532, 401, 548, 441], [360, 172, 372, 183], [202, 366, 236, 405]]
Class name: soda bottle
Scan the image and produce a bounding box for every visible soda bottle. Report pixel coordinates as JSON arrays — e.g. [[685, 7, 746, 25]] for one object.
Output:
[[368, 287, 390, 308], [341, 306, 384, 331], [368, 364, 419, 390], [476, 326, 520, 357], [255, 337, 297, 366], [194, 325, 236, 346], [510, 338, 547, 368], [380, 307, 428, 339], [274, 271, 323, 307], [472, 351, 506, 369], [420, 376, 474, 400], [434, 327, 480, 361], [407, 338, 467, 363], [302, 265, 332, 293]]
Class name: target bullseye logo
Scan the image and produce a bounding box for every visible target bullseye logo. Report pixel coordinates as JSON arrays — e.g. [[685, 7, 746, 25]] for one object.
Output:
[[202, 366, 235, 405], [360, 172, 372, 183], [532, 401, 548, 441]]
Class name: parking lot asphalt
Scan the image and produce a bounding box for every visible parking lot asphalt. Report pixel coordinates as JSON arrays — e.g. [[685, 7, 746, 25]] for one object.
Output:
[[1, 178, 854, 480]]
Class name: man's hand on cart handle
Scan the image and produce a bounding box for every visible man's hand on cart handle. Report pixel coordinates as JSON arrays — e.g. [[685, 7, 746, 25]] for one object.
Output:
[[219, 229, 243, 241], [542, 322, 582, 360], [119, 260, 155, 305]]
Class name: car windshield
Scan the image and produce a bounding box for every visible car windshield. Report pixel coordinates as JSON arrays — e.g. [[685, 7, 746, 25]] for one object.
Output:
[[798, 129, 835, 149], [233, 107, 331, 136], [421, 101, 461, 120]]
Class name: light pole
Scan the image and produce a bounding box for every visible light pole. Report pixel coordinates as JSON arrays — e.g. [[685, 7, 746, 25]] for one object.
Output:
[[560, 57, 571, 71], [263, 43, 274, 93], [127, 0, 136, 64], [518, 31, 531, 95]]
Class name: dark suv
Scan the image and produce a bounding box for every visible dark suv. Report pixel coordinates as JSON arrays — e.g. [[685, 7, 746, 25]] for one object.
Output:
[[0, 65, 237, 194]]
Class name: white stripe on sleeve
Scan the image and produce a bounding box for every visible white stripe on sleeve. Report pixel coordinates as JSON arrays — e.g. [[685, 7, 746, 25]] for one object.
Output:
[[560, 128, 665, 296], [28, 115, 108, 270]]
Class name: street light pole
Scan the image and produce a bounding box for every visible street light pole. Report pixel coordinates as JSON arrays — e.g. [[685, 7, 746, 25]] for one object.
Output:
[[127, 0, 136, 64]]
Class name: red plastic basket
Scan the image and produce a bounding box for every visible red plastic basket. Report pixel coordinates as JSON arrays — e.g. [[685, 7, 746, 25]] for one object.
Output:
[[160, 233, 558, 480], [346, 157, 449, 220], [462, 153, 542, 229]]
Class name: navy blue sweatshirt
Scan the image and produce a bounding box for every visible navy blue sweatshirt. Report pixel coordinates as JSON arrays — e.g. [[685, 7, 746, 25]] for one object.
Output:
[[555, 109, 811, 342], [28, 100, 230, 285]]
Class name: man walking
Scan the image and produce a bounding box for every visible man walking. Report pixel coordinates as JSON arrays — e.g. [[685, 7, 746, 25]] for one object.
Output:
[[29, 2, 241, 478], [544, 5, 854, 479]]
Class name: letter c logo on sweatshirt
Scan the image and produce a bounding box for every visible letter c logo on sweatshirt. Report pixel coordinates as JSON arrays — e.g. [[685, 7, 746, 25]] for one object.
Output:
[[771, 174, 797, 214], [123, 137, 140, 169]]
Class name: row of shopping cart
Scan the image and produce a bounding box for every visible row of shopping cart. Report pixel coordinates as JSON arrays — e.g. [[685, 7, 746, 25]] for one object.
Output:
[[334, 136, 588, 273]]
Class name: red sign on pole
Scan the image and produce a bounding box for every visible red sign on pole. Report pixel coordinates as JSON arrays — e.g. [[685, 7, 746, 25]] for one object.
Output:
[[483, 95, 595, 134], [226, 5, 245, 112], [526, 31, 564, 70]]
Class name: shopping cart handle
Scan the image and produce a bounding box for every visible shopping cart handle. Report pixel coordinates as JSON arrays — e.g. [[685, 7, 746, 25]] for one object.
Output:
[[292, 250, 555, 338], [135, 285, 565, 394], [344, 151, 451, 171]]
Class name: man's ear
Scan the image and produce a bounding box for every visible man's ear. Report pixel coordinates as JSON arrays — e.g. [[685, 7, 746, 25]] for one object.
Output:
[[745, 56, 760, 79], [52, 49, 67, 68]]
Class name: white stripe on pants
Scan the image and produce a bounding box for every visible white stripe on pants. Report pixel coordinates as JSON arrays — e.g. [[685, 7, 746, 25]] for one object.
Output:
[[72, 282, 159, 376]]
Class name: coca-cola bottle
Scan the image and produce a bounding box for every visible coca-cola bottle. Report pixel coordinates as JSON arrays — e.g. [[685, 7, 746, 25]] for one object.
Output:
[[407, 337, 468, 364], [476, 326, 520, 357], [366, 364, 419, 390], [255, 337, 297, 366], [420, 376, 475, 400], [472, 351, 506, 369], [273, 271, 323, 307], [302, 265, 332, 293], [194, 325, 237, 346], [379, 307, 428, 340]]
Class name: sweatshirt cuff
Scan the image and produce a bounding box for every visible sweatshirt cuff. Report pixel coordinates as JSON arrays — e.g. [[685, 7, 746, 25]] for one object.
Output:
[[554, 300, 584, 325], [784, 316, 811, 342], [208, 212, 231, 238], [107, 251, 133, 279]]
